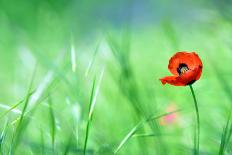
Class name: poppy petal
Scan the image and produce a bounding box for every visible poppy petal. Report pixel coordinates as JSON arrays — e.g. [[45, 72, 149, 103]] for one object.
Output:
[[160, 66, 202, 86], [168, 52, 202, 76], [160, 51, 203, 86], [178, 67, 202, 85], [160, 76, 186, 86]]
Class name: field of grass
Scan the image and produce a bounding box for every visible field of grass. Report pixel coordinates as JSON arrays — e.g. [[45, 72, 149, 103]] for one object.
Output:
[[0, 0, 232, 155]]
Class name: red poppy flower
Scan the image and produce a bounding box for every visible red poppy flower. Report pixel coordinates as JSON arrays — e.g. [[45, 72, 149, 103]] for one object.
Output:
[[160, 52, 203, 86]]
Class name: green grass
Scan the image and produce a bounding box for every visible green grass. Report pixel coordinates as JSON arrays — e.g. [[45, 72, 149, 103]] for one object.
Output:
[[218, 112, 232, 155], [114, 110, 181, 154], [0, 1, 232, 155], [84, 69, 104, 155]]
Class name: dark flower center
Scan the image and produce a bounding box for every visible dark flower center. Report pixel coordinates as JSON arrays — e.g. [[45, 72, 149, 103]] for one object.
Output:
[[177, 63, 189, 75]]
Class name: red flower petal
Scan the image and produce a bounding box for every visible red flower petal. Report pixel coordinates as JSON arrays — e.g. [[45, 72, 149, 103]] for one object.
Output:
[[160, 51, 203, 86], [160, 67, 202, 86], [160, 76, 186, 86], [168, 52, 202, 76]]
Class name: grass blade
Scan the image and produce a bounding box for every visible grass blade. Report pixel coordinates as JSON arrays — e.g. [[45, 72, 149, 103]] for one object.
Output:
[[114, 110, 180, 154], [0, 120, 8, 155], [0, 101, 23, 119], [132, 133, 164, 138], [219, 112, 232, 155], [71, 43, 77, 73], [83, 69, 104, 155], [40, 129, 45, 155], [11, 64, 37, 153], [85, 43, 100, 77], [114, 123, 141, 154], [48, 96, 56, 154], [63, 134, 74, 155]]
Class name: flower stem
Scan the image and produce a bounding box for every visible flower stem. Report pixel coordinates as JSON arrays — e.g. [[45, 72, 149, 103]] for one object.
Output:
[[189, 85, 200, 155]]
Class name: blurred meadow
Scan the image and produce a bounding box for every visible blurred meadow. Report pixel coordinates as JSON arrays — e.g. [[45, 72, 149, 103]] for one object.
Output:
[[0, 0, 232, 154]]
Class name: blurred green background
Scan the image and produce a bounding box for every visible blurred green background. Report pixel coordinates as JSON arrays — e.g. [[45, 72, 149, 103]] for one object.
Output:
[[0, 0, 232, 154]]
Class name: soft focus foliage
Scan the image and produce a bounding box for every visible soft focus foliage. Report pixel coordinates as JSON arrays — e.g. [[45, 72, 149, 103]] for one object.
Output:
[[0, 0, 232, 154]]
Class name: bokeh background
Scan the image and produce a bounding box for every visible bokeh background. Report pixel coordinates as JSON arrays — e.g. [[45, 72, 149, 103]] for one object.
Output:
[[0, 0, 232, 154]]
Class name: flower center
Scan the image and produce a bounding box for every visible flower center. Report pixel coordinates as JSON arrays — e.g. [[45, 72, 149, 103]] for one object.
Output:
[[177, 63, 189, 75]]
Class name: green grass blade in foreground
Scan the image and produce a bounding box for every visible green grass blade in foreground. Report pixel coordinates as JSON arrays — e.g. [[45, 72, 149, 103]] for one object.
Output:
[[0, 90, 35, 120], [10, 66, 64, 126], [71, 43, 77, 73], [219, 125, 228, 154], [0, 120, 8, 155], [83, 69, 104, 155], [219, 112, 232, 155], [63, 134, 74, 155], [189, 85, 200, 155], [114, 123, 141, 154], [0, 101, 23, 119], [85, 43, 100, 77], [11, 65, 37, 152], [40, 129, 45, 155], [48, 96, 56, 154], [132, 133, 166, 138], [114, 110, 180, 154]]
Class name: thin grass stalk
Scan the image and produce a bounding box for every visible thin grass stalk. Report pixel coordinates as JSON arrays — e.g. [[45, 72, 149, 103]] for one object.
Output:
[[48, 96, 56, 154], [83, 78, 96, 155], [0, 120, 8, 155], [219, 111, 232, 155], [63, 134, 73, 155], [114, 110, 180, 154], [83, 69, 104, 155], [11, 65, 37, 153], [132, 133, 162, 138], [40, 129, 45, 155], [0, 100, 24, 120], [85, 43, 100, 77]]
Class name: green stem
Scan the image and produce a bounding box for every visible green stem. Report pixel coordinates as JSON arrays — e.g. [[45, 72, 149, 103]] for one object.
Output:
[[189, 85, 200, 155], [83, 120, 91, 155]]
